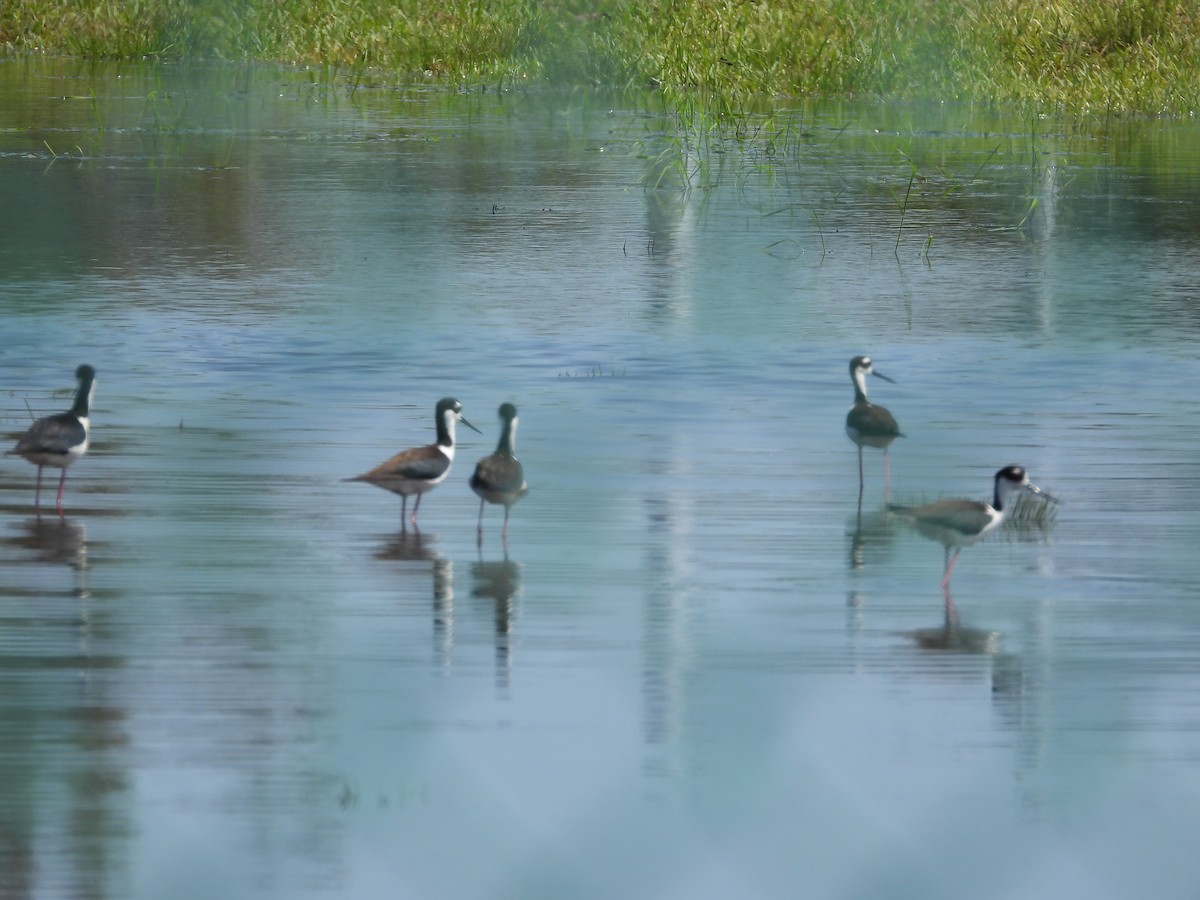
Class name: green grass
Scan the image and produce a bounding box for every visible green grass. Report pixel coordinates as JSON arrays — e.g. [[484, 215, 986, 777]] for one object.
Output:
[[3, 0, 1200, 113]]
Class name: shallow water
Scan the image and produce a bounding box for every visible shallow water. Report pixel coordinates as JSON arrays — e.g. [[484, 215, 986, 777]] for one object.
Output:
[[3, 59, 1200, 898]]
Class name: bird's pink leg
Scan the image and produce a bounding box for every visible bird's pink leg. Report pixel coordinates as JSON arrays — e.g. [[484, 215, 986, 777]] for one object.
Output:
[[939, 548, 961, 590]]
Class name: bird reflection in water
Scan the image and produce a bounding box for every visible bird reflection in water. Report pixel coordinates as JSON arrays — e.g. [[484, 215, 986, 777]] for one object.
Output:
[[471, 556, 522, 696], [847, 504, 899, 572], [373, 526, 439, 563], [3, 518, 94, 684], [8, 516, 90, 599], [12, 516, 88, 567], [373, 528, 455, 669], [907, 587, 1001, 653]]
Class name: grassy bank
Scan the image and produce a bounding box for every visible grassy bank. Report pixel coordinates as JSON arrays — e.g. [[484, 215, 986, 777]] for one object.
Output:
[[3, 0, 1198, 113]]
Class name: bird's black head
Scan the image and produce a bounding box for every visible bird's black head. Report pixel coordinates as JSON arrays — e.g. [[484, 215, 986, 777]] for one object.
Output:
[[996, 465, 1027, 485]]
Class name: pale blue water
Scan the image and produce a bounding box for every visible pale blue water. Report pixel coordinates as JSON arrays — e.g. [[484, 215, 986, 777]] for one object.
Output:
[[3, 59, 1200, 899]]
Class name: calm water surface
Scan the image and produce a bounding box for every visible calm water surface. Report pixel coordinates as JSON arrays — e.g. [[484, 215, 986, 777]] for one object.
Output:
[[2, 60, 1200, 898]]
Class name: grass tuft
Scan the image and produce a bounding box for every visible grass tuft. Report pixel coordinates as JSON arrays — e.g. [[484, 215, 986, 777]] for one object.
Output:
[[1006, 491, 1060, 528]]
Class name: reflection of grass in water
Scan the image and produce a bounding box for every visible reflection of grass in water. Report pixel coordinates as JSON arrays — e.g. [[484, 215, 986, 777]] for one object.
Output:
[[633, 98, 810, 194]]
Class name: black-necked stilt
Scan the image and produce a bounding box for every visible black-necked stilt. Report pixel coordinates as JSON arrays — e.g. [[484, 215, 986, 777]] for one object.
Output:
[[846, 355, 903, 500], [888, 465, 1057, 589], [469, 403, 528, 542], [6, 364, 95, 515], [346, 397, 481, 528]]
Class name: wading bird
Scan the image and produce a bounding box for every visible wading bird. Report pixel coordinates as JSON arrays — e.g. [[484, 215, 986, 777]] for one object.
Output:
[[846, 355, 903, 501], [470, 403, 528, 544], [888, 465, 1057, 589], [7, 364, 96, 516], [346, 397, 480, 528]]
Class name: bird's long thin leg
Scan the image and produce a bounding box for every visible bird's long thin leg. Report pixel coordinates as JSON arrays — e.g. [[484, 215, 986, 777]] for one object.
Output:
[[940, 548, 961, 590], [34, 465, 43, 511], [400, 496, 408, 531], [410, 494, 422, 527], [55, 469, 68, 516]]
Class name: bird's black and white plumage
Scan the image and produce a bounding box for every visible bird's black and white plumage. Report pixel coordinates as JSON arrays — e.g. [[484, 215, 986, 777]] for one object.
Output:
[[846, 356, 903, 500], [7, 364, 96, 515], [889, 465, 1055, 588], [346, 397, 481, 528], [470, 403, 528, 542]]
